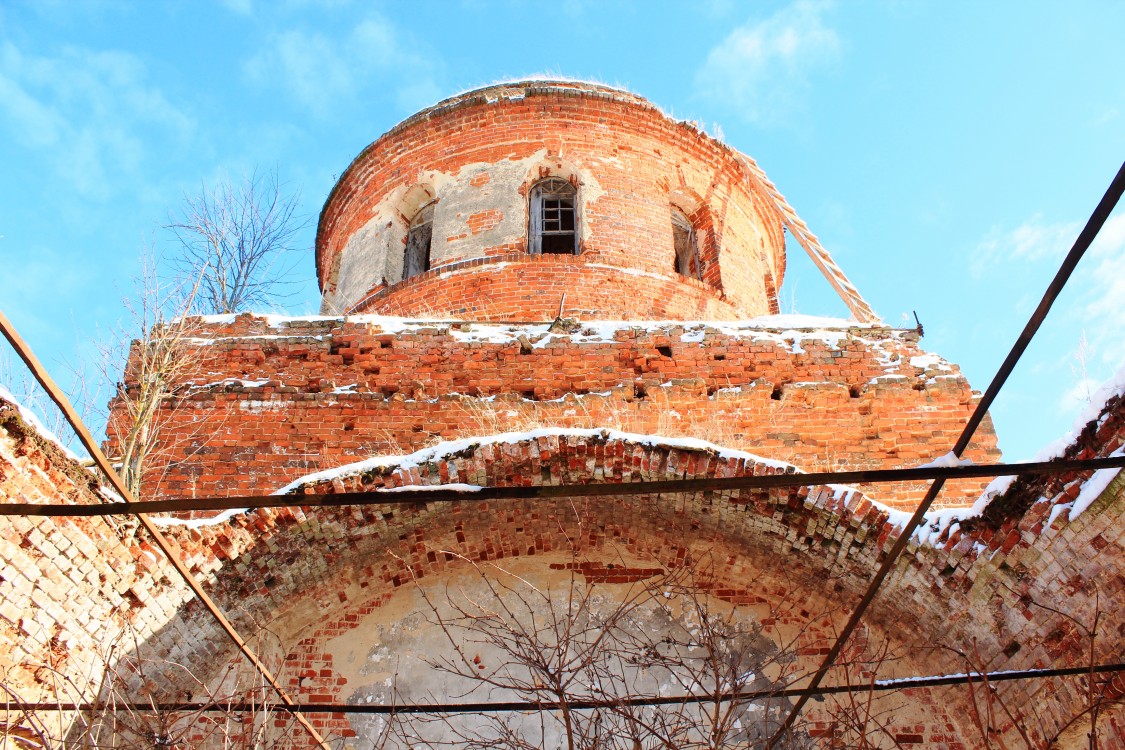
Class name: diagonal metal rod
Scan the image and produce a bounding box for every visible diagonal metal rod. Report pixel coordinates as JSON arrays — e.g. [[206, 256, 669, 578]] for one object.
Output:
[[2, 454, 1123, 518], [766, 160, 1125, 746], [0, 309, 332, 750], [14, 661, 1125, 716]]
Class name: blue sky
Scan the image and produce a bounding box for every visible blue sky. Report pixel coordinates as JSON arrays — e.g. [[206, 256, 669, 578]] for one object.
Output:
[[0, 0, 1122, 462]]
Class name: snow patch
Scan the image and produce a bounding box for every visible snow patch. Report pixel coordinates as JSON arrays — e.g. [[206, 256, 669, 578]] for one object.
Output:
[[170, 314, 908, 366], [187, 334, 325, 345], [263, 314, 340, 327], [1071, 447, 1124, 519], [150, 507, 249, 528], [274, 428, 800, 495], [585, 263, 670, 283], [970, 362, 1125, 516], [909, 353, 952, 371], [914, 452, 974, 470], [187, 378, 272, 391], [969, 474, 1018, 516], [0, 384, 82, 460], [377, 483, 483, 494], [192, 313, 237, 324], [1047, 502, 1072, 527]]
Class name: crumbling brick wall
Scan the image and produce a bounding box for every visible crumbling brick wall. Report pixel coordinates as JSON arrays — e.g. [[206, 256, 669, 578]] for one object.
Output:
[[6, 391, 1124, 747], [109, 314, 999, 510], [144, 419, 1125, 747], [0, 396, 201, 727]]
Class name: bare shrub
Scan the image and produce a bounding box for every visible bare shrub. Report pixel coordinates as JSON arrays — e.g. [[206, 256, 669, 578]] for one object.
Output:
[[396, 549, 819, 750], [101, 252, 209, 500]]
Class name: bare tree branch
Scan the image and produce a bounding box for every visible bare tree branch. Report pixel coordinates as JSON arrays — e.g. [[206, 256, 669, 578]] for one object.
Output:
[[102, 250, 210, 500], [165, 169, 306, 315]]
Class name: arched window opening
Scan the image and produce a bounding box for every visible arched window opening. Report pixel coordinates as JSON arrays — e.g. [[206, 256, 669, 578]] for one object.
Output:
[[672, 208, 701, 279], [404, 202, 435, 280], [529, 178, 578, 255]]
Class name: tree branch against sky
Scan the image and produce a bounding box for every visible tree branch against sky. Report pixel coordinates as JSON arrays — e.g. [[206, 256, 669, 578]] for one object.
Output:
[[165, 170, 306, 315]]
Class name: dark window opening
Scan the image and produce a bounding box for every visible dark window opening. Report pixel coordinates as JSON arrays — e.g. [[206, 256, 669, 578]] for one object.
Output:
[[530, 178, 578, 255], [672, 208, 701, 279], [404, 202, 434, 280]]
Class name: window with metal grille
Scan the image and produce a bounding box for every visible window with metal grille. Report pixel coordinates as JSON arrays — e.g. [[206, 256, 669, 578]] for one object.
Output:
[[529, 178, 578, 255], [404, 202, 435, 280]]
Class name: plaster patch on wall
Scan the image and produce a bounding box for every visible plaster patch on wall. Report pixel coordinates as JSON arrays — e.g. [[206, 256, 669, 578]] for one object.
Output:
[[332, 214, 395, 313]]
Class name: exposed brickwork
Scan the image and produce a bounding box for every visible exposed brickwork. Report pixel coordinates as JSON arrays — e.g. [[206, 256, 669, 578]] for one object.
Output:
[[198, 408, 1125, 747], [317, 81, 785, 318], [109, 314, 998, 510], [0, 398, 201, 710], [351, 253, 744, 319], [5, 391, 1125, 746], [465, 208, 503, 235]]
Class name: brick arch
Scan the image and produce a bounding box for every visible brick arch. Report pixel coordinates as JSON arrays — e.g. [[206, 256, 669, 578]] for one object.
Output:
[[145, 431, 992, 744], [159, 432, 947, 659], [193, 435, 846, 585], [669, 186, 722, 291], [11, 399, 1125, 745], [161, 431, 906, 625], [120, 392, 1125, 746]]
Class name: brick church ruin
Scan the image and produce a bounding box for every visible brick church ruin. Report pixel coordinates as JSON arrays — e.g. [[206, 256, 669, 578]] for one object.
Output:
[[2, 80, 1123, 748]]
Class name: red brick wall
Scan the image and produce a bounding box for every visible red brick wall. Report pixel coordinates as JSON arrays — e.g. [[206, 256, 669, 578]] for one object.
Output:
[[317, 81, 785, 318], [0, 397, 198, 708], [151, 419, 1125, 747], [111, 314, 999, 510], [352, 253, 745, 319], [6, 390, 1125, 747]]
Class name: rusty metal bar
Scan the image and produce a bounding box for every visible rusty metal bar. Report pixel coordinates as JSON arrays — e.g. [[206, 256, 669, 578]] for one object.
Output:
[[2, 454, 1123, 518], [0, 309, 332, 750], [766, 160, 1125, 746], [14, 661, 1125, 715]]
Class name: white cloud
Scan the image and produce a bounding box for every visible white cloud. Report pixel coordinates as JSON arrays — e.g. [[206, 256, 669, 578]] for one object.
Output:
[[1092, 105, 1119, 127], [1079, 214, 1125, 349], [974, 212, 1125, 426], [1042, 213, 1124, 418], [244, 15, 441, 115], [0, 41, 193, 200], [218, 0, 254, 14], [1089, 210, 1125, 258], [694, 0, 841, 125], [218, 0, 352, 14], [971, 213, 1080, 278], [264, 30, 354, 110]]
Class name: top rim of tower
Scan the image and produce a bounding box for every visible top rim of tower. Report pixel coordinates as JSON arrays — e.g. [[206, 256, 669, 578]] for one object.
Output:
[[316, 78, 742, 284], [415, 77, 658, 123]]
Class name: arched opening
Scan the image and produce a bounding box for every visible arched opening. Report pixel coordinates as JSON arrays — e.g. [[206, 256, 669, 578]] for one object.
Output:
[[672, 206, 701, 279], [404, 201, 435, 280], [529, 178, 579, 255], [669, 188, 721, 291]]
